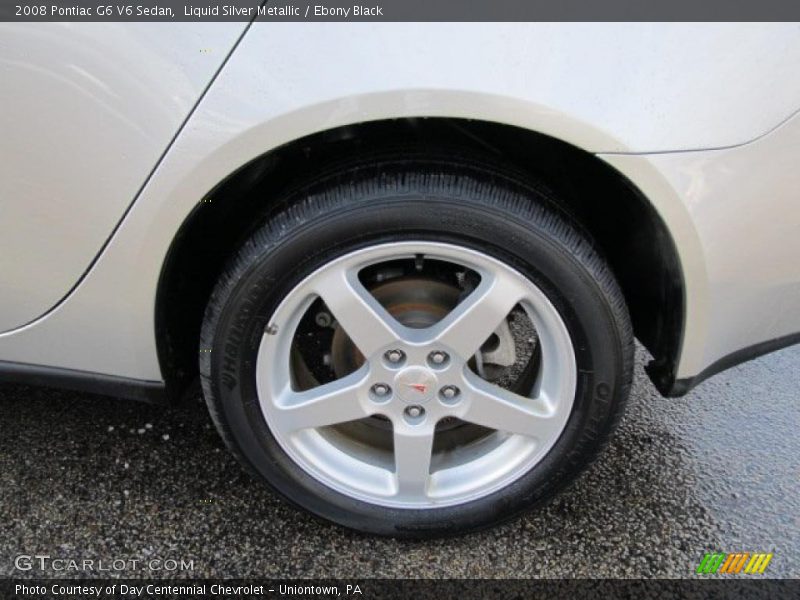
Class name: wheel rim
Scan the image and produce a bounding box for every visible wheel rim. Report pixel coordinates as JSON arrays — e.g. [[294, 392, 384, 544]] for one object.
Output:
[[255, 241, 576, 508]]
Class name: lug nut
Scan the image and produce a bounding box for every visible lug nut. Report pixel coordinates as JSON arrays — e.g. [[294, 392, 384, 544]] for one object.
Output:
[[385, 349, 405, 364], [405, 405, 424, 419], [371, 384, 391, 397], [428, 351, 449, 366], [440, 385, 460, 401]]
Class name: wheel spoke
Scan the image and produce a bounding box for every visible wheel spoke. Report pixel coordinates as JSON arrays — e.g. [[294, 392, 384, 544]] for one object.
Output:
[[313, 268, 406, 357], [393, 427, 435, 497], [460, 370, 556, 438], [428, 272, 524, 358], [273, 368, 371, 432]]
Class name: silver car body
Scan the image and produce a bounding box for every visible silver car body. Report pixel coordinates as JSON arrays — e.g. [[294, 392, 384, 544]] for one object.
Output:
[[1, 22, 799, 397]]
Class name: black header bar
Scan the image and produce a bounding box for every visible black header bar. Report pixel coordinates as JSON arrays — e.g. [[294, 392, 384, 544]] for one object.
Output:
[[4, 0, 800, 22]]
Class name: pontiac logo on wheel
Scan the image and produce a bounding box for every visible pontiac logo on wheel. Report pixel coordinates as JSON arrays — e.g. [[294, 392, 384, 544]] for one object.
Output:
[[395, 367, 437, 403]]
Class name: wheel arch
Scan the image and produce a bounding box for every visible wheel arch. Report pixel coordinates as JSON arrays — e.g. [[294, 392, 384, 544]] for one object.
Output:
[[156, 118, 689, 400]]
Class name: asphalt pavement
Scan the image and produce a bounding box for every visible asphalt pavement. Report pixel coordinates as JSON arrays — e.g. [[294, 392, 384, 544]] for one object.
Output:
[[0, 345, 797, 579]]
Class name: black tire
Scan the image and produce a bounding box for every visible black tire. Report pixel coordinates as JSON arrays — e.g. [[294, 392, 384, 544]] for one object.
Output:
[[199, 155, 633, 538]]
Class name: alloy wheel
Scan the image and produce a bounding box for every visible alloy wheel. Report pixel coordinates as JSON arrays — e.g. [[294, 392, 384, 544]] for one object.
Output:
[[255, 241, 577, 508]]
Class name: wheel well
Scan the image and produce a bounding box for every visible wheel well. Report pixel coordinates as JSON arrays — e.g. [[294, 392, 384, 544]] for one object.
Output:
[[156, 118, 684, 400]]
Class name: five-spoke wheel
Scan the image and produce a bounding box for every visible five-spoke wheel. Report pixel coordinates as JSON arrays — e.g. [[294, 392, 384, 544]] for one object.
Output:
[[257, 242, 576, 507]]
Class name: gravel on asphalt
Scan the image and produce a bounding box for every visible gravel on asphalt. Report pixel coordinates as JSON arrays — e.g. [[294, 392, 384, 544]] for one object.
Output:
[[0, 345, 797, 578]]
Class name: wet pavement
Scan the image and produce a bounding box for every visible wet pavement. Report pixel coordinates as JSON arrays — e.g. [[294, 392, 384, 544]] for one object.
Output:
[[0, 344, 797, 579]]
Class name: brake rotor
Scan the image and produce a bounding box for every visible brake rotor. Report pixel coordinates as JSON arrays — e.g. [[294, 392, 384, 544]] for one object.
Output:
[[330, 276, 461, 378]]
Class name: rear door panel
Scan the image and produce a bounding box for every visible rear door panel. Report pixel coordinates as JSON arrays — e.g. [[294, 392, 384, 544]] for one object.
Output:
[[0, 23, 246, 331]]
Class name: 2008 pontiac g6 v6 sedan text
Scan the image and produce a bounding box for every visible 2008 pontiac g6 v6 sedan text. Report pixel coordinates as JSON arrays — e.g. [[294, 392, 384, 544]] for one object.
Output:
[[2, 22, 799, 536]]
